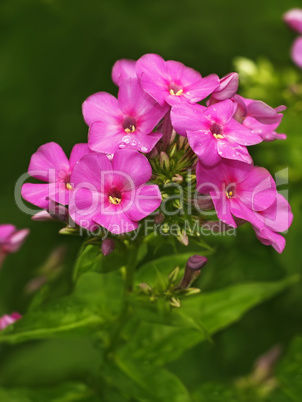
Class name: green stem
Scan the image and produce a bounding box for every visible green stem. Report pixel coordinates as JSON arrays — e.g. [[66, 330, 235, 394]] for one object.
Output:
[[105, 242, 138, 358]]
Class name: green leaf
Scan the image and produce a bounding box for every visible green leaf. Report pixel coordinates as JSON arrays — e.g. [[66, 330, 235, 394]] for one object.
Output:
[[0, 382, 97, 402], [73, 244, 126, 279], [120, 276, 299, 366], [102, 357, 191, 402], [0, 272, 123, 344]]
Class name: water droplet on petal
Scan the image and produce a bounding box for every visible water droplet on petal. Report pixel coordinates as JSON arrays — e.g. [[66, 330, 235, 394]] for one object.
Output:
[[122, 135, 131, 144], [119, 143, 126, 149], [141, 146, 148, 153], [130, 140, 137, 146], [107, 154, 114, 160]]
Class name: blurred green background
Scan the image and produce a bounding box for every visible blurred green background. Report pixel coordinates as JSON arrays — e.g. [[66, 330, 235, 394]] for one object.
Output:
[[0, 0, 301, 397]]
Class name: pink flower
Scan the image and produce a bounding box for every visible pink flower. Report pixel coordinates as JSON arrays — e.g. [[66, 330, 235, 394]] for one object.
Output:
[[171, 100, 261, 166], [112, 59, 136, 86], [21, 142, 91, 208], [136, 53, 219, 107], [0, 225, 29, 268], [0, 312, 21, 330], [232, 95, 286, 141], [196, 159, 277, 228], [284, 9, 302, 68], [284, 9, 302, 34], [253, 194, 293, 253], [84, 78, 166, 154], [69, 149, 162, 234], [291, 37, 302, 69]]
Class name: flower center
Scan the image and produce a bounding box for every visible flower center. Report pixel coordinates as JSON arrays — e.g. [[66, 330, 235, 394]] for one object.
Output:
[[225, 183, 236, 199], [65, 183, 73, 190], [123, 116, 136, 133], [109, 189, 122, 205], [169, 83, 183, 96], [211, 122, 224, 139]]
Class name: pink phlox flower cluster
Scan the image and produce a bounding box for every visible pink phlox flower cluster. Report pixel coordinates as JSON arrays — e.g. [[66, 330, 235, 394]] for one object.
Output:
[[196, 160, 293, 253], [21, 53, 292, 249]]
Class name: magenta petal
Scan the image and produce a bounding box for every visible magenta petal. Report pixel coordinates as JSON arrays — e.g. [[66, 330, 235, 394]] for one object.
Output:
[[254, 226, 286, 253], [217, 141, 253, 164], [71, 153, 112, 193], [247, 101, 283, 124], [112, 149, 152, 189], [229, 198, 264, 228], [213, 72, 239, 101], [136, 53, 169, 106], [196, 162, 223, 193], [206, 99, 235, 124], [188, 130, 221, 167], [69, 188, 102, 231], [238, 167, 276, 211], [112, 59, 137, 86], [259, 194, 293, 233], [291, 36, 302, 69], [82, 92, 122, 126], [284, 9, 302, 34], [118, 78, 166, 130], [21, 183, 52, 209], [49, 182, 71, 206], [28, 142, 70, 182], [171, 103, 206, 136], [224, 119, 262, 145], [88, 121, 124, 154], [210, 191, 237, 227], [69, 143, 91, 170], [125, 185, 162, 221], [94, 208, 138, 234], [4, 229, 29, 253], [184, 73, 220, 103]]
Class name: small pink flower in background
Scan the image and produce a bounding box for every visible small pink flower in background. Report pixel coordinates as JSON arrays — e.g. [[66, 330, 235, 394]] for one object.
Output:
[[291, 37, 302, 69], [0, 312, 21, 330], [283, 9, 302, 34], [21, 142, 91, 208], [69, 149, 162, 234], [171, 100, 261, 166], [112, 59, 136, 86], [84, 78, 166, 154], [136, 53, 219, 107], [284, 9, 302, 68], [196, 160, 277, 228], [0, 225, 29, 268]]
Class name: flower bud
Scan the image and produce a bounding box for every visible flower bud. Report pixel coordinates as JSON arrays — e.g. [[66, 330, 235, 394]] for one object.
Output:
[[139, 282, 153, 295], [159, 152, 170, 169], [212, 72, 239, 101], [283, 9, 302, 34], [172, 174, 183, 184], [168, 266, 180, 284], [176, 255, 207, 290], [176, 229, 189, 246], [101, 238, 115, 256], [169, 297, 181, 308], [154, 212, 165, 224]]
